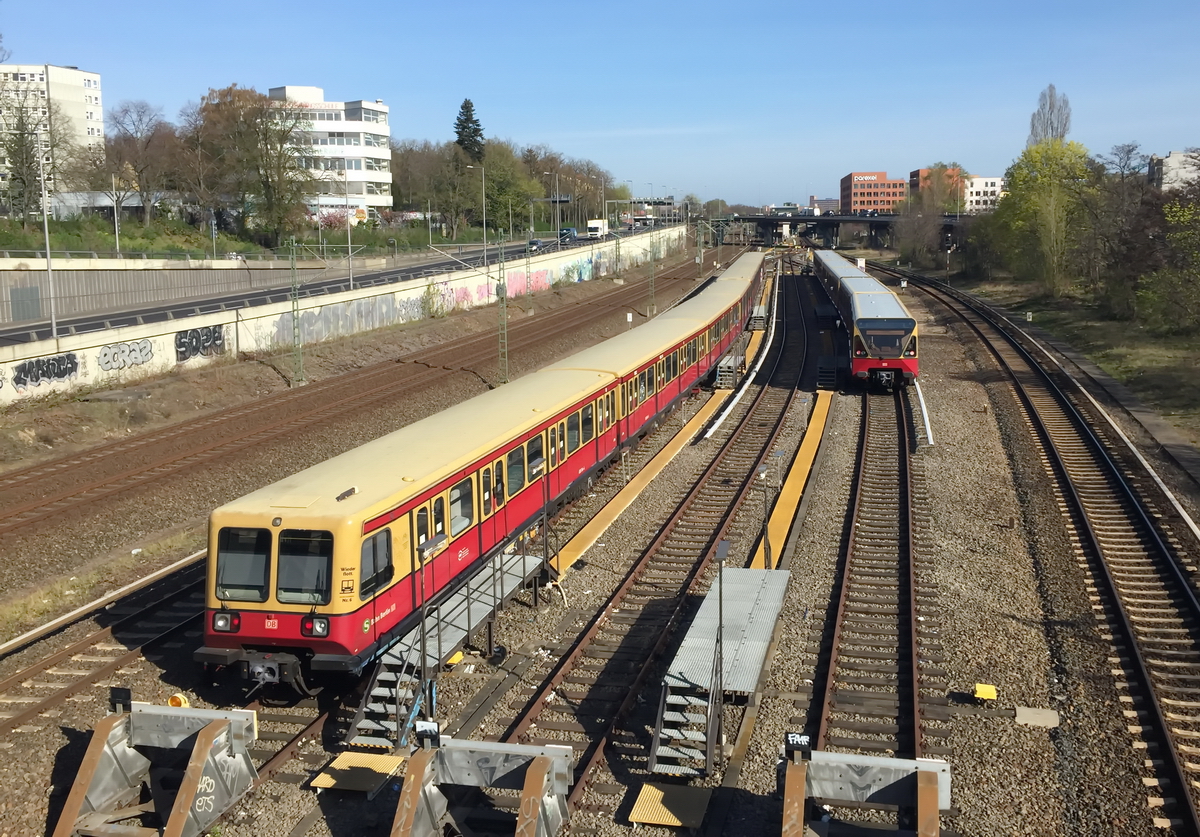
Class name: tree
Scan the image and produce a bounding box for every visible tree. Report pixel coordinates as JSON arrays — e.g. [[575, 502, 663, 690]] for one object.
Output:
[[1028, 83, 1071, 147], [894, 162, 968, 264], [108, 100, 174, 225], [0, 92, 75, 230], [996, 139, 1090, 295], [453, 99, 484, 163]]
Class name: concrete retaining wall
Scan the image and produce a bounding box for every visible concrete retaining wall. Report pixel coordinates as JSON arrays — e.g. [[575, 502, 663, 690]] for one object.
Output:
[[0, 227, 685, 406]]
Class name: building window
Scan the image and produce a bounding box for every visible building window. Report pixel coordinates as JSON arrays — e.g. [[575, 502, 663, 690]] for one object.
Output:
[[363, 133, 388, 148], [366, 181, 391, 196], [365, 157, 390, 172]]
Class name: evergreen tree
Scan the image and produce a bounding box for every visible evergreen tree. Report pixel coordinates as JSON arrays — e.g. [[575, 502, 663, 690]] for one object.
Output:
[[453, 99, 484, 162]]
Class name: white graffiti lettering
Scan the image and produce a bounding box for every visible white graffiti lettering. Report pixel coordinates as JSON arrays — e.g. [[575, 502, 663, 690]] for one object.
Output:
[[98, 338, 154, 371]]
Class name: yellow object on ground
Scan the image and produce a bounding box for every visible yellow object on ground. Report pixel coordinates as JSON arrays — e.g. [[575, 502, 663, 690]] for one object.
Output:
[[750, 390, 835, 570], [974, 683, 998, 701], [629, 783, 713, 828], [555, 393, 730, 577], [446, 651, 464, 666], [310, 751, 405, 793]]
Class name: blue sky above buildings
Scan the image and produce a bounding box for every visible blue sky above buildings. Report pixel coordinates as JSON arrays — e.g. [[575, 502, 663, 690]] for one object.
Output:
[[5, 0, 1197, 206]]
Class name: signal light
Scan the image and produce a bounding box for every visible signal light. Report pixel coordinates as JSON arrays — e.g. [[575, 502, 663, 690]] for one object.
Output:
[[301, 615, 330, 637], [213, 611, 241, 633]]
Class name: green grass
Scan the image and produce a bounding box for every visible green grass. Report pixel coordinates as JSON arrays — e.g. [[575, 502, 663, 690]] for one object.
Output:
[[956, 274, 1200, 448]]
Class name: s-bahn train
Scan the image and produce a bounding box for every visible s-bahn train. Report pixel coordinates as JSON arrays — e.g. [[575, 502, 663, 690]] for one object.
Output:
[[813, 249, 918, 388], [195, 251, 766, 693]]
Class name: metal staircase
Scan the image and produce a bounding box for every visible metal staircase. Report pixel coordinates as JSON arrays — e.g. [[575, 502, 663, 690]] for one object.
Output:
[[649, 649, 722, 777], [347, 632, 424, 750]]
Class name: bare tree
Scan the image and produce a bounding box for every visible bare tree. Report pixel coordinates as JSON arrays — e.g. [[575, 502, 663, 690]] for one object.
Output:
[[108, 100, 173, 225], [1028, 83, 1071, 147]]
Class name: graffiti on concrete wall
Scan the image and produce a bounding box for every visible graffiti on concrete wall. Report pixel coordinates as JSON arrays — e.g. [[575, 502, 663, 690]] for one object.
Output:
[[175, 325, 225, 362], [504, 268, 551, 297], [271, 294, 427, 347], [12, 352, 80, 392], [98, 338, 154, 372]]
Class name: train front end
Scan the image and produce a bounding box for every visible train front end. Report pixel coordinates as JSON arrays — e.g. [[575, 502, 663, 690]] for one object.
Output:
[[850, 316, 918, 389], [194, 509, 369, 695]]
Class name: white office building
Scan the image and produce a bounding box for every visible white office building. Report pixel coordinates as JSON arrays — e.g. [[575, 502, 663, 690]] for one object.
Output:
[[963, 175, 1006, 213], [1149, 151, 1199, 192], [269, 86, 392, 223]]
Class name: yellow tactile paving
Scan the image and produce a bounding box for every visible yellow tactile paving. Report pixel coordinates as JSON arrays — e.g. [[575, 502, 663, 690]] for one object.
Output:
[[555, 392, 731, 577], [750, 389, 834, 569], [310, 751, 405, 792], [629, 782, 713, 828]]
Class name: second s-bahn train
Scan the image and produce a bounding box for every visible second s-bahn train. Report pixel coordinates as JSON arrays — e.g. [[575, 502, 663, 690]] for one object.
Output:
[[813, 249, 918, 388], [195, 251, 766, 693]]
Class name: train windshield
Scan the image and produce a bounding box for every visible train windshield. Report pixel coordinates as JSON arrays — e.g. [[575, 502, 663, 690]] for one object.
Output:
[[276, 529, 334, 605], [215, 527, 271, 602], [856, 318, 916, 358]]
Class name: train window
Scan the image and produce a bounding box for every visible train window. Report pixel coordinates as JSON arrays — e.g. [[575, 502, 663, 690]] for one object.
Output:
[[527, 435, 544, 477], [567, 413, 581, 452], [581, 405, 594, 443], [416, 508, 430, 544], [215, 527, 271, 602], [360, 529, 393, 599], [433, 497, 446, 536], [507, 447, 525, 496], [638, 371, 647, 402], [608, 391, 615, 423], [276, 529, 333, 605], [482, 469, 493, 516], [493, 461, 505, 507], [549, 426, 558, 467], [557, 421, 567, 461], [450, 478, 473, 536]]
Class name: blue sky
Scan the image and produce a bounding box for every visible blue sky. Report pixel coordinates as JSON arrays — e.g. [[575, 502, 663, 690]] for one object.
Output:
[[5, 0, 1197, 206]]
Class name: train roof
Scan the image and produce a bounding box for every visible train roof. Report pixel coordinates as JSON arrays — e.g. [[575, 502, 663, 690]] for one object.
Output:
[[814, 250, 914, 322], [716, 251, 766, 284], [214, 365, 614, 526]]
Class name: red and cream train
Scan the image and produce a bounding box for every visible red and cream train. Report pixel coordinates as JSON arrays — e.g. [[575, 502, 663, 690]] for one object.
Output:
[[195, 251, 766, 692]]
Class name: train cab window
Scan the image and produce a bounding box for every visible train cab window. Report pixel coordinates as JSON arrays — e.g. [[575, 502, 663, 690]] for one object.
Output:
[[276, 529, 333, 605], [581, 405, 594, 443], [567, 413, 581, 452], [857, 318, 916, 358], [507, 447, 525, 496], [450, 478, 473, 536], [215, 527, 271, 603], [360, 529, 393, 599], [549, 426, 558, 468]]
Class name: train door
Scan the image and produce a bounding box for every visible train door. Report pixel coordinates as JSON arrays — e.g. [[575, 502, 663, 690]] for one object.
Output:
[[411, 495, 448, 613], [359, 526, 398, 650], [548, 420, 566, 499], [481, 457, 506, 553]]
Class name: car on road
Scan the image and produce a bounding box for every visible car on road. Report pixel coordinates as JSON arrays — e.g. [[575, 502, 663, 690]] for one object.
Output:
[[527, 239, 543, 253]]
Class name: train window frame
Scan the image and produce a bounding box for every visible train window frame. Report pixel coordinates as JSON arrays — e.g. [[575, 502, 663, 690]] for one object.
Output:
[[433, 496, 446, 537], [527, 434, 544, 477], [449, 477, 474, 536], [416, 507, 430, 545], [359, 528, 393, 599], [581, 404, 594, 443], [549, 426, 558, 468], [567, 412, 581, 452], [215, 526, 271, 603], [276, 529, 334, 605], [493, 460, 505, 507], [482, 468, 493, 516], [507, 446, 525, 496], [557, 421, 567, 462]]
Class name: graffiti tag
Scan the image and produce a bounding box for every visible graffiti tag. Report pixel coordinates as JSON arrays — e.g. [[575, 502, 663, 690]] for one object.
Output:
[[98, 338, 154, 372], [175, 325, 225, 362], [12, 352, 79, 392]]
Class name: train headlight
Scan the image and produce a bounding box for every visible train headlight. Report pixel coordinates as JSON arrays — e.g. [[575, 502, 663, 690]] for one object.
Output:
[[213, 611, 241, 633], [301, 616, 330, 638]]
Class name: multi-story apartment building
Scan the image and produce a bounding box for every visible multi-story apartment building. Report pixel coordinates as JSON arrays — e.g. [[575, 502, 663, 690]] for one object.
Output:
[[962, 175, 1006, 213], [1148, 151, 1199, 192], [839, 172, 908, 213], [269, 86, 392, 222], [0, 64, 104, 195]]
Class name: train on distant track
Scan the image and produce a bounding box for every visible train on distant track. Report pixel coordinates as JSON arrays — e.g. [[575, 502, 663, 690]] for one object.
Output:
[[195, 251, 766, 694], [813, 249, 918, 388]]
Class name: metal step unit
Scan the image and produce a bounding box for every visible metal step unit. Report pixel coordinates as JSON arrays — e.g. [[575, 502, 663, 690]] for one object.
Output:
[[715, 354, 745, 389], [346, 548, 548, 753]]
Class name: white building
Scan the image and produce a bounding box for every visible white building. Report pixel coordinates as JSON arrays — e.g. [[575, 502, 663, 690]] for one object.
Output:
[[963, 175, 1006, 213], [269, 86, 392, 222], [0, 64, 104, 194], [1149, 151, 1199, 192]]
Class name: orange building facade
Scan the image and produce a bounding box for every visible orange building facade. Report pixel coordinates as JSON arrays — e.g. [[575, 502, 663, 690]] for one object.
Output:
[[839, 172, 908, 213]]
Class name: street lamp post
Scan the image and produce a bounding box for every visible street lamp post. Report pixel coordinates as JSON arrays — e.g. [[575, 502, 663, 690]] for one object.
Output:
[[467, 164, 487, 270], [36, 133, 57, 342]]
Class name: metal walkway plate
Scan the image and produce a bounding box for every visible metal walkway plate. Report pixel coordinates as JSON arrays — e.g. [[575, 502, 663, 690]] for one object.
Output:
[[665, 568, 789, 693], [386, 550, 544, 672], [311, 751, 405, 794], [629, 782, 713, 828]]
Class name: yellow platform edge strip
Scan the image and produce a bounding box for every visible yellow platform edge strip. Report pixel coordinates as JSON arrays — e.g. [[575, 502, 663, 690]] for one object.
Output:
[[750, 389, 834, 570]]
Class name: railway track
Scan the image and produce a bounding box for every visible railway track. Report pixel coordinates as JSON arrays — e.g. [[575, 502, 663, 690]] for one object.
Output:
[[484, 266, 804, 813], [0, 260, 708, 539], [908, 275, 1200, 835]]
